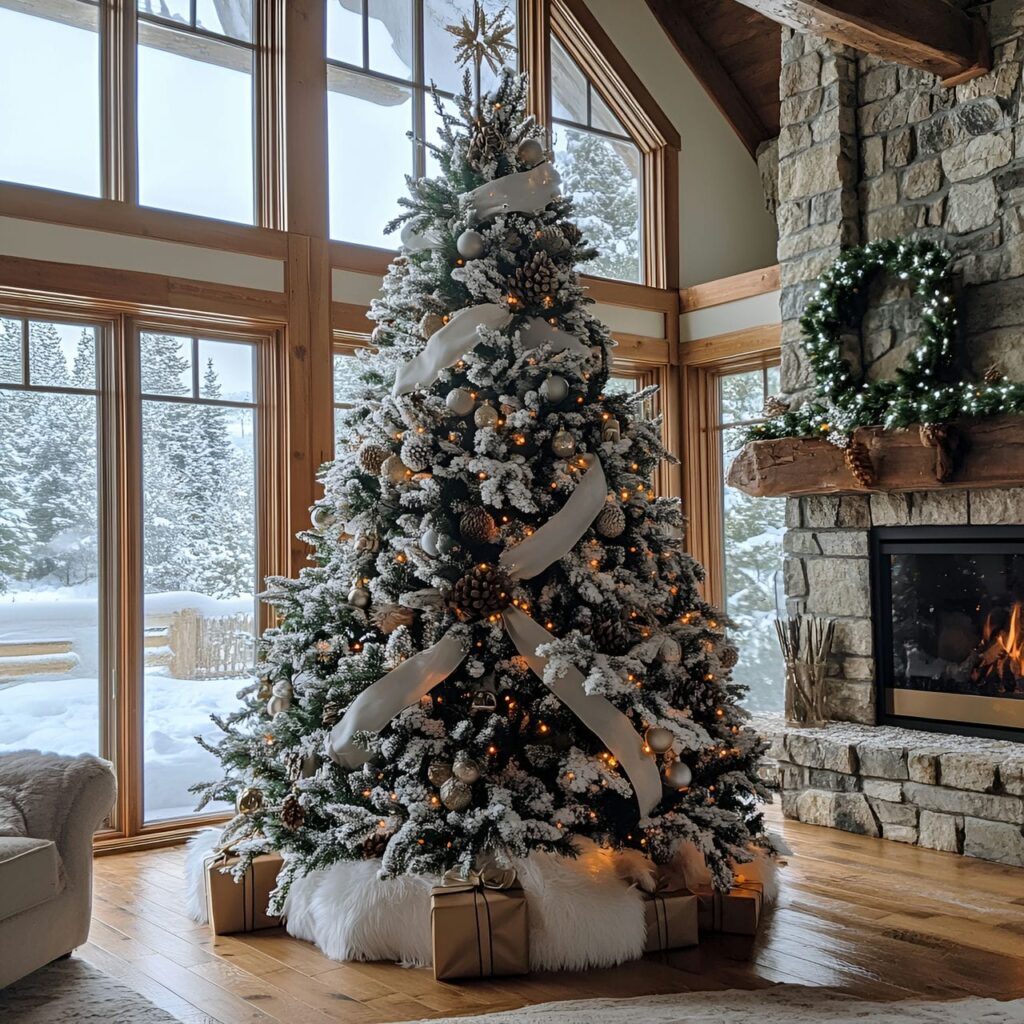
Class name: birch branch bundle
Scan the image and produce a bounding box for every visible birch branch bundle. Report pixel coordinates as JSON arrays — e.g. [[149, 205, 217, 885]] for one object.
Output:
[[775, 615, 835, 726]]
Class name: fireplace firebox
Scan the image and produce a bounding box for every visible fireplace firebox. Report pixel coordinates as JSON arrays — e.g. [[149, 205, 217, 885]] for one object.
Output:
[[871, 525, 1024, 742]]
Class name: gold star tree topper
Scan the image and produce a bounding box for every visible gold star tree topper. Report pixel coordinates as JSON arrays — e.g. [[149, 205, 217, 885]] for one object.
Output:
[[446, 3, 516, 104]]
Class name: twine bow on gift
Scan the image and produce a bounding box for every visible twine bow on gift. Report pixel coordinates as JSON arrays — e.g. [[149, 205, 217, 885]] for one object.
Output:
[[324, 450, 663, 817], [439, 860, 519, 893]]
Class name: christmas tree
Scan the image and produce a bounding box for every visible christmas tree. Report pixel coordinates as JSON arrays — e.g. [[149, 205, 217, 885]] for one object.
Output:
[[195, 6, 769, 903]]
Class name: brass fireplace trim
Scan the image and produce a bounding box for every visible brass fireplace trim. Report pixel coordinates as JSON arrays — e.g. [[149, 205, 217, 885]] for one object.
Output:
[[891, 689, 1024, 731]]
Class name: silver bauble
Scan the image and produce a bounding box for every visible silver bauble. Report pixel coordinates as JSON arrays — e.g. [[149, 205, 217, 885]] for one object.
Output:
[[517, 138, 544, 167], [421, 528, 440, 557], [310, 505, 336, 530], [474, 402, 500, 429], [440, 777, 473, 811], [267, 693, 291, 715], [551, 429, 576, 457], [272, 679, 293, 699], [665, 760, 693, 788], [645, 726, 674, 754], [446, 387, 475, 417], [427, 761, 453, 786], [539, 374, 569, 403], [381, 454, 410, 484], [347, 585, 371, 608], [659, 637, 682, 664], [452, 753, 482, 783], [456, 228, 486, 259]]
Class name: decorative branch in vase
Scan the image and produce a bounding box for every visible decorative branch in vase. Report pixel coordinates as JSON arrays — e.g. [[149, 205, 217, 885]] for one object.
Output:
[[775, 616, 834, 727]]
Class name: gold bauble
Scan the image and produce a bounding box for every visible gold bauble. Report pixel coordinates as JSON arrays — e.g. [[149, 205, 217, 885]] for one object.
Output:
[[236, 786, 264, 815], [645, 726, 674, 754], [440, 777, 473, 811]]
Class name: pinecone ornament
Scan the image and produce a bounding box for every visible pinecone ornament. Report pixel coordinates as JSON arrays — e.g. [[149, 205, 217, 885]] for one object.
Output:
[[762, 395, 790, 418], [595, 504, 627, 539], [919, 422, 960, 482], [844, 440, 876, 487], [467, 121, 503, 172], [460, 507, 499, 545], [591, 616, 635, 654], [536, 226, 569, 255], [372, 603, 416, 634], [447, 564, 513, 620], [984, 363, 1003, 384], [358, 442, 390, 475], [281, 792, 304, 831], [322, 699, 342, 727], [401, 434, 433, 473], [561, 222, 582, 246], [510, 252, 558, 307], [720, 645, 739, 670]]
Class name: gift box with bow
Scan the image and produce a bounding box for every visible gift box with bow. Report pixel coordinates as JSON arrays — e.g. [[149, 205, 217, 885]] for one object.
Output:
[[203, 849, 283, 935], [643, 885, 699, 952], [430, 865, 529, 980], [693, 877, 764, 936]]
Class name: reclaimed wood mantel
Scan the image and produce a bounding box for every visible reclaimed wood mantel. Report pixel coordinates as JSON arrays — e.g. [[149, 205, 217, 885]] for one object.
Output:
[[726, 415, 1024, 498]]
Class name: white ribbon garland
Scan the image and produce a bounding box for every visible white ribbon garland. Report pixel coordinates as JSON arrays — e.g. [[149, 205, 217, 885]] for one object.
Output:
[[518, 318, 590, 356], [400, 220, 446, 252], [325, 456, 663, 816], [464, 163, 561, 220]]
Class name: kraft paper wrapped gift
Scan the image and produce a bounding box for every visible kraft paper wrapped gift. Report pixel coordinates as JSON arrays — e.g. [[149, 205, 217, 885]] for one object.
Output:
[[694, 878, 763, 936], [643, 888, 699, 952], [204, 850, 284, 935], [430, 874, 529, 981]]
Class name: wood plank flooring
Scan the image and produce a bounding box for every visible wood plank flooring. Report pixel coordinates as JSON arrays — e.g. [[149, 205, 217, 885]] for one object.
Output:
[[81, 808, 1024, 1023]]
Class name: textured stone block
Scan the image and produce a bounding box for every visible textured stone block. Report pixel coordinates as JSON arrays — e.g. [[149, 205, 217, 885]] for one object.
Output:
[[805, 558, 870, 617], [863, 779, 904, 803], [870, 798, 916, 825], [882, 823, 918, 844], [885, 128, 914, 168], [903, 783, 1024, 824], [857, 745, 908, 780], [901, 158, 942, 200], [784, 531, 821, 555], [1002, 760, 1024, 797], [784, 557, 808, 598], [807, 768, 860, 792], [918, 810, 962, 852], [907, 750, 940, 785], [939, 752, 996, 793], [946, 180, 999, 234], [824, 681, 876, 725], [969, 489, 1024, 525], [785, 733, 857, 773], [796, 790, 880, 836], [963, 818, 1024, 867], [832, 619, 872, 657], [942, 134, 1013, 182], [782, 51, 822, 96], [841, 656, 874, 681]]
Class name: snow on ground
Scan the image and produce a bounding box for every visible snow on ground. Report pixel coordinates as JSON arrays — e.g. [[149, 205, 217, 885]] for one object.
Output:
[[0, 668, 240, 821]]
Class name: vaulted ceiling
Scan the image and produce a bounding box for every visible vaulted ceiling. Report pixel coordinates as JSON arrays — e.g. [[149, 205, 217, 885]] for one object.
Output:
[[645, 0, 783, 158]]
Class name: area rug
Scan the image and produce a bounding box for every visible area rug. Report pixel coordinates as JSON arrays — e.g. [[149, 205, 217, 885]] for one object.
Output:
[[405, 988, 1024, 1024], [0, 958, 186, 1023]]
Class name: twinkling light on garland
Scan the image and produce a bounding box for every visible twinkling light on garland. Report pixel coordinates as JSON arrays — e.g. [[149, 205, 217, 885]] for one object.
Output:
[[744, 238, 1024, 445]]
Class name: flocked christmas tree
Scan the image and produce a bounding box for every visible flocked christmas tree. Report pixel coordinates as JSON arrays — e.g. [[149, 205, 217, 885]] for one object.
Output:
[[195, 6, 769, 903]]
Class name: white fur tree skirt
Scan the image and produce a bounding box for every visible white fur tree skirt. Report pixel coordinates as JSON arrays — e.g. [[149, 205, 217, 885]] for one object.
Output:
[[185, 830, 780, 972]]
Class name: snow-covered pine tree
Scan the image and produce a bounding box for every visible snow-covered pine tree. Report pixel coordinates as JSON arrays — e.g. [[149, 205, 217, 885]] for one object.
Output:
[[195, 6, 768, 901]]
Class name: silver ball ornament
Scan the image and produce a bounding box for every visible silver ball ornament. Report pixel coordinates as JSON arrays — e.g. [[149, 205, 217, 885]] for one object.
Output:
[[474, 402, 499, 429], [452, 753, 482, 783], [348, 585, 371, 608], [665, 760, 693, 788], [456, 229, 486, 260], [518, 139, 544, 167], [551, 429, 576, 458], [446, 387, 475, 417], [440, 777, 473, 811], [645, 726, 674, 754], [539, 375, 569, 403], [421, 528, 439, 557], [310, 505, 336, 530]]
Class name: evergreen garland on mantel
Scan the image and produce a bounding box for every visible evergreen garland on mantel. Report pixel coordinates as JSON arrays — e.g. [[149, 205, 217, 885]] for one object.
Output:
[[745, 238, 1024, 448]]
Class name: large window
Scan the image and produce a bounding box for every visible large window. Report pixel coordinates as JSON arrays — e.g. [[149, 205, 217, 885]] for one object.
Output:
[[326, 0, 518, 248], [551, 37, 641, 284], [136, 1, 256, 222], [0, 1, 102, 196], [717, 366, 786, 713], [0, 303, 278, 839]]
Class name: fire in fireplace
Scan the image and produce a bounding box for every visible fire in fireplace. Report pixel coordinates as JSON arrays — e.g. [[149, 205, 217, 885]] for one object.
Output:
[[871, 526, 1024, 740]]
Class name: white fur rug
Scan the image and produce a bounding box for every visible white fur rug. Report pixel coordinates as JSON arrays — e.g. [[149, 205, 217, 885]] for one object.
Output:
[[402, 988, 1024, 1024], [185, 829, 780, 971]]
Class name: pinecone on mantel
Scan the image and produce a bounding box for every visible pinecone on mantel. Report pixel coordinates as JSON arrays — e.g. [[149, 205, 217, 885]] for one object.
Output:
[[844, 440, 876, 487]]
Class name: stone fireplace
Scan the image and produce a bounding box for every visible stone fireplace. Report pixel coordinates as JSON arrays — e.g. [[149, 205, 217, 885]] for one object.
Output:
[[760, 4, 1024, 867]]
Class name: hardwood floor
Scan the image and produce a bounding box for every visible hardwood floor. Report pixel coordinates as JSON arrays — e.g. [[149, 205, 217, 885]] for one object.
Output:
[[81, 808, 1024, 1023]]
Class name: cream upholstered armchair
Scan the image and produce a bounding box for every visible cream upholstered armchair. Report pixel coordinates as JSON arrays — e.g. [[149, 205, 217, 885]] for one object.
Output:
[[0, 751, 116, 988]]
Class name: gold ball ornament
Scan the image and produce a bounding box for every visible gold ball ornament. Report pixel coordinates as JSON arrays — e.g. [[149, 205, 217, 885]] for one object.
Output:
[[257, 679, 273, 701], [474, 402, 500, 429], [452, 753, 482, 783], [446, 387, 476, 417], [236, 786, 264, 815], [347, 585, 371, 609], [645, 726, 674, 754], [381, 454, 411, 484], [665, 760, 692, 788], [421, 528, 440, 557], [267, 692, 291, 715], [440, 777, 473, 811], [551, 429, 576, 458], [419, 312, 445, 338], [427, 761, 453, 786]]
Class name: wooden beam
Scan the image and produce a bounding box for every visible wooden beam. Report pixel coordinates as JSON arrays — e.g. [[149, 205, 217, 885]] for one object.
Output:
[[679, 264, 780, 312], [644, 0, 771, 158], [732, 0, 991, 86], [727, 416, 1024, 498]]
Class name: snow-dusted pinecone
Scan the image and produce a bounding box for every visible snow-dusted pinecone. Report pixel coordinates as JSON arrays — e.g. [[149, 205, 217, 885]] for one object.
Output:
[[401, 434, 433, 473], [460, 507, 499, 545], [447, 564, 513, 620], [283, 750, 304, 782], [280, 792, 304, 831], [843, 440, 876, 487], [358, 442, 390, 475], [536, 226, 569, 256], [720, 645, 739, 670], [467, 122, 503, 172], [322, 699, 342, 727], [595, 504, 627, 539], [561, 222, 582, 246], [762, 394, 790, 418], [591, 616, 634, 654], [510, 252, 558, 306]]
